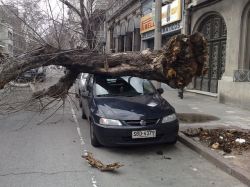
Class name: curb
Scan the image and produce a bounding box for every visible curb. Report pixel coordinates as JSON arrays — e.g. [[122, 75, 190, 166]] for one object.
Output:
[[178, 132, 250, 186]]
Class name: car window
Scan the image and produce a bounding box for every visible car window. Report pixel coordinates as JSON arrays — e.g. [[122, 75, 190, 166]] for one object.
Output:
[[129, 77, 155, 94], [81, 73, 89, 79], [77, 73, 82, 79], [86, 75, 93, 90], [94, 76, 155, 97]]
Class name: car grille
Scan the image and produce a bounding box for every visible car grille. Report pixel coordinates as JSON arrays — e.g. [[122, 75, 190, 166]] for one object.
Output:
[[124, 119, 159, 126]]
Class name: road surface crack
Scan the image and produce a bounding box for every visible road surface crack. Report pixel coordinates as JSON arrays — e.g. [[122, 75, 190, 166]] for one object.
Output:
[[0, 169, 87, 177]]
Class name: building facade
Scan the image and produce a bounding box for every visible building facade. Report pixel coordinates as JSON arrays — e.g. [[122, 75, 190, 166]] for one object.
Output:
[[68, 0, 108, 50], [0, 5, 25, 56], [105, 0, 250, 110], [0, 21, 13, 56], [105, 0, 183, 52], [186, 0, 250, 109], [141, 0, 183, 50], [106, 0, 142, 53]]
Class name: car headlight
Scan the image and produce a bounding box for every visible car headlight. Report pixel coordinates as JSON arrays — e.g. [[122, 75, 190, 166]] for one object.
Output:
[[99, 118, 122, 126], [162, 113, 177, 123]]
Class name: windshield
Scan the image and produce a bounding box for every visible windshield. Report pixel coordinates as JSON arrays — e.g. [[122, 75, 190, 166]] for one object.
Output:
[[94, 76, 155, 97]]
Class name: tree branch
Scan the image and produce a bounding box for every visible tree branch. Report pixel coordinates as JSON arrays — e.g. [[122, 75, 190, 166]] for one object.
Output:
[[59, 0, 81, 18], [0, 33, 208, 98], [32, 69, 78, 99]]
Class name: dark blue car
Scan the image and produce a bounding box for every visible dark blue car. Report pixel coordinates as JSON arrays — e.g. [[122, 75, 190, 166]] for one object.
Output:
[[80, 75, 179, 147]]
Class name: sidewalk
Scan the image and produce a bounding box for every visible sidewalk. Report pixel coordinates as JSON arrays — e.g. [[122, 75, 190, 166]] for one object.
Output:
[[161, 84, 250, 130], [161, 84, 250, 186]]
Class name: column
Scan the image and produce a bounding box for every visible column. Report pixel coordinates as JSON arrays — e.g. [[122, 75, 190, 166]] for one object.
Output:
[[133, 28, 141, 51], [109, 29, 114, 52], [154, 0, 162, 51], [118, 35, 124, 52], [125, 32, 133, 51]]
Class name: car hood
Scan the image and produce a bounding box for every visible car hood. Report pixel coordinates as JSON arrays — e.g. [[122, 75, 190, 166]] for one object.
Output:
[[94, 95, 174, 120]]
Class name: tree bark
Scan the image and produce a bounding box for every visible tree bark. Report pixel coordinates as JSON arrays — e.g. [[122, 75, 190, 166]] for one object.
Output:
[[0, 33, 207, 98]]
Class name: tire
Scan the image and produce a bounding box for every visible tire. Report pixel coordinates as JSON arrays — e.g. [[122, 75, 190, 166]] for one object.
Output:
[[90, 121, 101, 147], [81, 106, 87, 119], [79, 99, 82, 108], [169, 136, 178, 144]]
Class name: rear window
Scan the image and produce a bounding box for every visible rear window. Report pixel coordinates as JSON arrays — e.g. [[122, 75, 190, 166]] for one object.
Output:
[[94, 76, 155, 97]]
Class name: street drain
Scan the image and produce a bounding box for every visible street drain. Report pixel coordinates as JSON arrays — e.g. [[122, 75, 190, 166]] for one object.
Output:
[[177, 113, 219, 123]]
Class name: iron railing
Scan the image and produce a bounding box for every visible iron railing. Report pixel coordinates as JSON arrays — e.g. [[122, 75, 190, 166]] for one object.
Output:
[[233, 69, 250, 82]]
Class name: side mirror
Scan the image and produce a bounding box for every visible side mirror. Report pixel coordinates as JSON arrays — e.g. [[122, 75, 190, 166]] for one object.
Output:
[[156, 88, 164, 95]]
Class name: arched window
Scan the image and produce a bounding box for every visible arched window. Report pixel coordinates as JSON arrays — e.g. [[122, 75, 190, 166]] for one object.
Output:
[[239, 3, 250, 70], [194, 14, 227, 93]]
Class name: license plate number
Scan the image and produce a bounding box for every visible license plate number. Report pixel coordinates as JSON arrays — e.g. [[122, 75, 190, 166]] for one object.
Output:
[[132, 130, 156, 139]]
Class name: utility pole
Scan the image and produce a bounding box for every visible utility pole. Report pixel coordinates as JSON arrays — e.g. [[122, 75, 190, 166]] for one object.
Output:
[[153, 0, 162, 88], [154, 0, 162, 51]]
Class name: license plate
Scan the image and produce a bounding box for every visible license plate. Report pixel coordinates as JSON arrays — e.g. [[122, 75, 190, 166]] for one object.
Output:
[[132, 130, 156, 139]]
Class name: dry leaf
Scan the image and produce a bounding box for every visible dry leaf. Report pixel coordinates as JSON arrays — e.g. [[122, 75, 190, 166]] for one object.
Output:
[[211, 142, 220, 149]]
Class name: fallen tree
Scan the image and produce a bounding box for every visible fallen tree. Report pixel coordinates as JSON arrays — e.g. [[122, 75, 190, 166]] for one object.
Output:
[[0, 32, 207, 99]]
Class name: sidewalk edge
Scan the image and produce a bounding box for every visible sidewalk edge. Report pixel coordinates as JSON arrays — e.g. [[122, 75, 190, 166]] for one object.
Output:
[[178, 132, 250, 186]]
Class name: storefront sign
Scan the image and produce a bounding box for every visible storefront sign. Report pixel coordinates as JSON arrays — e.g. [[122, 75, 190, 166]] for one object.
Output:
[[142, 21, 182, 40], [140, 13, 155, 33], [140, 0, 182, 34], [162, 0, 182, 26], [162, 21, 182, 35]]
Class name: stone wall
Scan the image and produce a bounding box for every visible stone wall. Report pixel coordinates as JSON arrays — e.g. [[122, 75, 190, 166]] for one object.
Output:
[[218, 80, 250, 110], [190, 0, 250, 110]]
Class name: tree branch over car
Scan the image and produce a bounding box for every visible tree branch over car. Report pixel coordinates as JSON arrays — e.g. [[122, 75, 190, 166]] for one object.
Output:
[[0, 0, 208, 102]]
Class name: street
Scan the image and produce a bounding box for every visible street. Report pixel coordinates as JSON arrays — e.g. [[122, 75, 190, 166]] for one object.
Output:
[[0, 73, 246, 187]]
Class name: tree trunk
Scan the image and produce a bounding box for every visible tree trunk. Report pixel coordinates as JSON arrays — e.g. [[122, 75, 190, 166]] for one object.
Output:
[[0, 33, 207, 98]]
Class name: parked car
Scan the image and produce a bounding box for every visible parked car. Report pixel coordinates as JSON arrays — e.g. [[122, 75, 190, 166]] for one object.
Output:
[[79, 74, 179, 147], [17, 67, 46, 83], [75, 73, 89, 99]]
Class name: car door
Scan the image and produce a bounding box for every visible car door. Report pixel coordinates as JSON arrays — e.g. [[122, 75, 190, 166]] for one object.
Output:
[[79, 73, 88, 92], [81, 75, 93, 119], [75, 73, 82, 97]]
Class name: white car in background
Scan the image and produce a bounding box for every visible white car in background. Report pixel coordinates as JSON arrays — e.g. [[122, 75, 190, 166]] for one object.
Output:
[[75, 73, 89, 100]]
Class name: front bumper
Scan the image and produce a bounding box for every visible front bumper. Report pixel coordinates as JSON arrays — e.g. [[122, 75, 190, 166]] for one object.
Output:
[[93, 121, 179, 147]]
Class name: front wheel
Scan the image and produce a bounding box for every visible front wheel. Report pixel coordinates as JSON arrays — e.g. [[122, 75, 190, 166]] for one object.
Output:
[[79, 98, 82, 108], [168, 136, 178, 144], [90, 121, 101, 147], [81, 105, 87, 119]]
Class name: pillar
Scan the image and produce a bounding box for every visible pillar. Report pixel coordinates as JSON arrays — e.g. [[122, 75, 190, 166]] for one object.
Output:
[[153, 0, 162, 88], [118, 35, 124, 52], [109, 29, 114, 52], [154, 0, 162, 51], [125, 32, 133, 51], [133, 28, 141, 51]]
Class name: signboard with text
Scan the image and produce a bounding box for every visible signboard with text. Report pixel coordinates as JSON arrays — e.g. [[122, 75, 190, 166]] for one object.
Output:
[[140, 13, 155, 34], [162, 0, 182, 26], [140, 0, 182, 34]]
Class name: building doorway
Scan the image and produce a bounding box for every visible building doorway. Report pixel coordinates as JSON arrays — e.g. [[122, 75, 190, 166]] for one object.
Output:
[[194, 14, 227, 93]]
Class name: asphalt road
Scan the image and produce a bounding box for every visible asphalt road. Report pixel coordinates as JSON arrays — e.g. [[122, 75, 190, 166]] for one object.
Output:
[[0, 72, 247, 187]]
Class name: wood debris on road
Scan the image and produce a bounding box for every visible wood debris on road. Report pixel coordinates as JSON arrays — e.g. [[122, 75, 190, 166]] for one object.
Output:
[[82, 152, 124, 172]]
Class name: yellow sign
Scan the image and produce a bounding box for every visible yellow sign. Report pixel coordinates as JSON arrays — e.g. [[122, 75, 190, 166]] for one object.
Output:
[[162, 0, 182, 26], [140, 13, 155, 34], [140, 0, 182, 34]]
